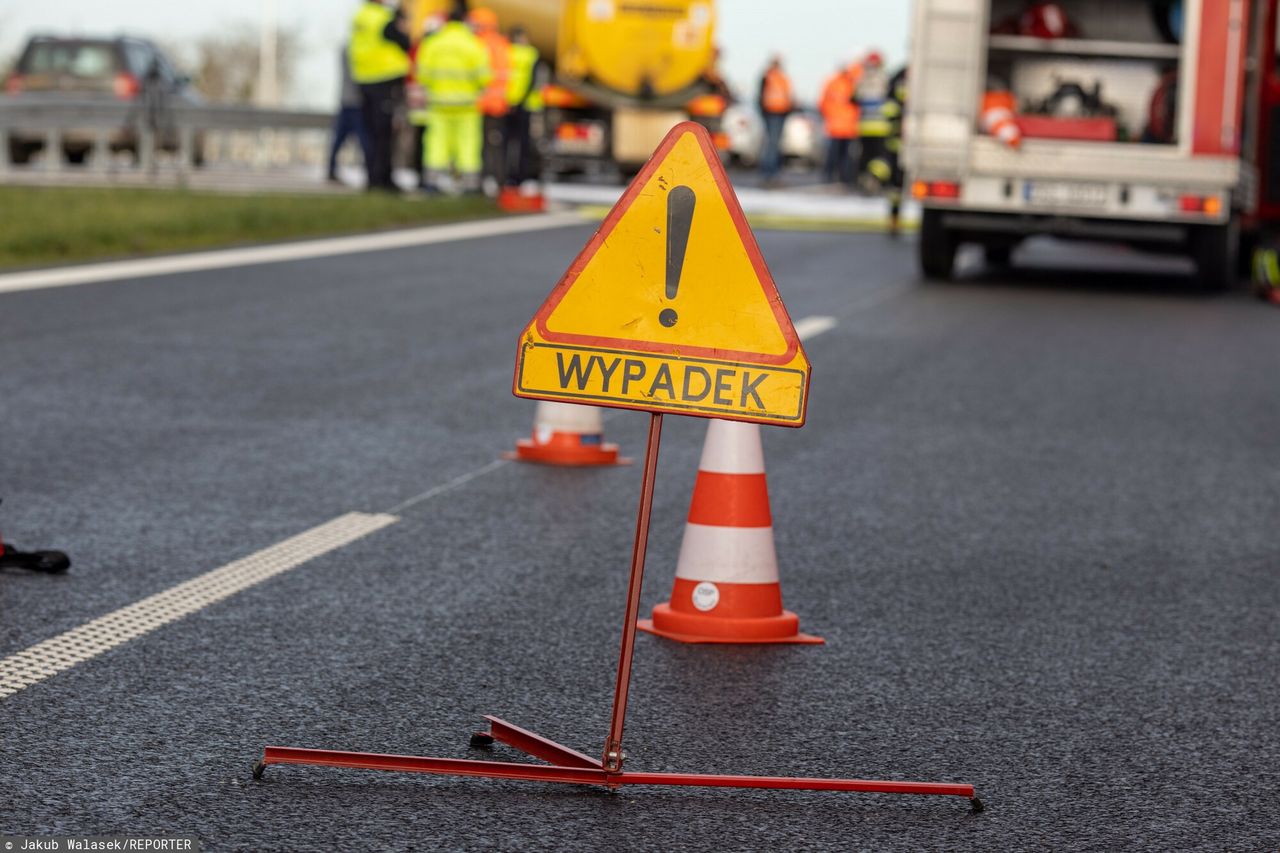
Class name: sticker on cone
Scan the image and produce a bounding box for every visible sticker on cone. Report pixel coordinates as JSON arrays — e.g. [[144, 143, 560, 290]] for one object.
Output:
[[639, 419, 822, 644], [513, 122, 811, 427]]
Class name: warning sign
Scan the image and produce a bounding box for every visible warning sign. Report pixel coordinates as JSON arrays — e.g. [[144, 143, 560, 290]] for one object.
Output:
[[514, 122, 811, 426]]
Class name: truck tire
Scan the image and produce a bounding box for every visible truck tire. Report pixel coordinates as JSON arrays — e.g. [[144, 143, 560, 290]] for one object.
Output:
[[983, 244, 1012, 268], [1191, 221, 1239, 291], [919, 208, 957, 280]]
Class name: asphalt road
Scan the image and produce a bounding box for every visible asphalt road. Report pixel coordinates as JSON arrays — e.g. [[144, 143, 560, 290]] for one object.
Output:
[[1, 222, 1278, 852]]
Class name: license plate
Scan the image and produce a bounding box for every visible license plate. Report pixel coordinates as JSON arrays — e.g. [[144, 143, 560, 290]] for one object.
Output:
[[1024, 180, 1109, 209]]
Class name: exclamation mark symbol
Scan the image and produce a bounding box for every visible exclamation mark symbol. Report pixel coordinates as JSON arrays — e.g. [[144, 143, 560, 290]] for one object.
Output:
[[659, 185, 696, 328]]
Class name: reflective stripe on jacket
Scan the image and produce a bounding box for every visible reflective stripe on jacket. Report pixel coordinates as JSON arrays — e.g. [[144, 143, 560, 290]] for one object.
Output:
[[416, 21, 492, 110], [349, 2, 410, 84]]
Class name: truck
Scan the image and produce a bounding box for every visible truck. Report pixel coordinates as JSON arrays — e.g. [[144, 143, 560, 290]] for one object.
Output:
[[411, 0, 725, 178], [904, 0, 1280, 287]]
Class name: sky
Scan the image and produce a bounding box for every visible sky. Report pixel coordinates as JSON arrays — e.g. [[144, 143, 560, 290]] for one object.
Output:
[[0, 1, 910, 109]]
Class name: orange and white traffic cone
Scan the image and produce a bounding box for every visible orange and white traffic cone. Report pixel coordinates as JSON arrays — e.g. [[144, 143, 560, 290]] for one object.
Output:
[[508, 401, 627, 466], [981, 90, 1022, 149], [498, 185, 547, 213], [638, 419, 822, 644]]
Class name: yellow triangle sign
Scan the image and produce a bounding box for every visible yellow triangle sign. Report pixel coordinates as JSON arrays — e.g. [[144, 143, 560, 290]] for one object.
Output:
[[514, 122, 810, 427]]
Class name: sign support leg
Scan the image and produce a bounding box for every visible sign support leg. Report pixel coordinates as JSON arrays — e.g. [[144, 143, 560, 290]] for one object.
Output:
[[603, 412, 663, 774], [253, 414, 980, 810]]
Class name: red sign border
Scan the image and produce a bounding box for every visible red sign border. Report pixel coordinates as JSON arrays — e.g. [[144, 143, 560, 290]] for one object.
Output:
[[530, 121, 805, 367]]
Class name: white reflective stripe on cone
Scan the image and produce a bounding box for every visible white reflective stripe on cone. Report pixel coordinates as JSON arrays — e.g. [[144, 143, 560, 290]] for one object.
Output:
[[697, 419, 766, 475], [674, 524, 780, 584], [534, 401, 605, 434]]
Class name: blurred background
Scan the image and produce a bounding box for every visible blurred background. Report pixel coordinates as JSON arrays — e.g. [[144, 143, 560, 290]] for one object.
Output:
[[0, 0, 1276, 299]]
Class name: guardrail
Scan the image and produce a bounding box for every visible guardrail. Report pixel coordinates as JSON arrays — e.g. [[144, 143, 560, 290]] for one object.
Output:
[[0, 96, 336, 177]]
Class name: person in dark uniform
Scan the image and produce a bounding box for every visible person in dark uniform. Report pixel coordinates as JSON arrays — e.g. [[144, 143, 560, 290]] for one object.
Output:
[[327, 42, 371, 184]]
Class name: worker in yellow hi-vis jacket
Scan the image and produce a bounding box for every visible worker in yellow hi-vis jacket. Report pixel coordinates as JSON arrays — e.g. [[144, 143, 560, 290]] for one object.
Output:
[[503, 26, 544, 188], [416, 6, 491, 194], [348, 0, 410, 192]]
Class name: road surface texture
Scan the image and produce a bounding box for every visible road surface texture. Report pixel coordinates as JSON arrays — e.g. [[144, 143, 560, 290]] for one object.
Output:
[[1, 222, 1277, 852]]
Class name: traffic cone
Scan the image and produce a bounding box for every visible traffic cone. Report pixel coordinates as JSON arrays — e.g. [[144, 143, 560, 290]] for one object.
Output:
[[498, 185, 546, 213], [639, 420, 822, 644], [508, 401, 628, 466]]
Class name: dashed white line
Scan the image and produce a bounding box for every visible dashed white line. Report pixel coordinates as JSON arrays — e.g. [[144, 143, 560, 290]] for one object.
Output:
[[0, 512, 396, 699], [794, 314, 838, 340], [386, 458, 510, 515], [0, 212, 583, 295], [0, 313, 849, 700]]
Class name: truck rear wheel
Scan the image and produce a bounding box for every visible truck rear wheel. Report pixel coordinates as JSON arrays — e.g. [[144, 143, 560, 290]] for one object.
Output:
[[1191, 222, 1239, 291], [919, 208, 957, 280], [983, 244, 1012, 268]]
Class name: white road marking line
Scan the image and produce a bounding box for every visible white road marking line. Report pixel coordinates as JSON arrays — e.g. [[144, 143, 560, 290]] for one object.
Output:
[[385, 458, 510, 515], [794, 315, 838, 340], [0, 212, 584, 296], [0, 512, 396, 699]]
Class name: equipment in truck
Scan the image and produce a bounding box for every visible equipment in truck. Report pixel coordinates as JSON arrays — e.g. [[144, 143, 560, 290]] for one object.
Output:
[[991, 2, 1080, 38], [1143, 66, 1178, 144]]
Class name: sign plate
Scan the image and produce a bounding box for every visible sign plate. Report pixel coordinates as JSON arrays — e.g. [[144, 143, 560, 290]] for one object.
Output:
[[513, 122, 810, 426]]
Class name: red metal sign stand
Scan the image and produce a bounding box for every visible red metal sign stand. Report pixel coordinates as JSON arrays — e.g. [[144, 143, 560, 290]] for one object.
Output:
[[253, 413, 982, 811]]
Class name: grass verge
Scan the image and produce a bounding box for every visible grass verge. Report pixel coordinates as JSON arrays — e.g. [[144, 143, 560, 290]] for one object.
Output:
[[0, 186, 499, 270]]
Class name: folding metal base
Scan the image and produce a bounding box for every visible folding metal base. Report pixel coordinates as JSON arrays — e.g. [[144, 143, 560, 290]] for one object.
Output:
[[254, 715, 983, 810], [256, 416, 983, 812]]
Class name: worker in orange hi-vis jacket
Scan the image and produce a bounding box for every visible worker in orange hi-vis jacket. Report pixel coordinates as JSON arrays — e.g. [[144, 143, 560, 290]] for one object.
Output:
[[757, 55, 793, 187], [981, 89, 1022, 149], [468, 6, 511, 194], [818, 63, 858, 186]]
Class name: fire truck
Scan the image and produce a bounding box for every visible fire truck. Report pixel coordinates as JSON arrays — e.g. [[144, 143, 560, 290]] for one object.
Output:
[[904, 0, 1280, 287]]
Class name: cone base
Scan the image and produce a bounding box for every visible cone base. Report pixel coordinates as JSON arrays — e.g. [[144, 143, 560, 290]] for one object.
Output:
[[510, 439, 627, 467], [639, 604, 823, 645], [498, 188, 546, 213]]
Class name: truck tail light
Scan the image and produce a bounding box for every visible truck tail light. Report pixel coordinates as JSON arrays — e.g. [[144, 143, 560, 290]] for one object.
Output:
[[1179, 194, 1221, 216], [556, 123, 593, 141], [686, 94, 726, 117], [912, 180, 961, 200], [113, 72, 141, 99], [4, 73, 23, 94]]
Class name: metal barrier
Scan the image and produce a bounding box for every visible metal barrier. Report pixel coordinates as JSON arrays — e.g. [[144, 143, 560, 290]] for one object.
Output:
[[0, 97, 335, 177]]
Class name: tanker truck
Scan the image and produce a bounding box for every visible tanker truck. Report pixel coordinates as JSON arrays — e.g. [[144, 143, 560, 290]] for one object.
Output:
[[410, 0, 725, 177]]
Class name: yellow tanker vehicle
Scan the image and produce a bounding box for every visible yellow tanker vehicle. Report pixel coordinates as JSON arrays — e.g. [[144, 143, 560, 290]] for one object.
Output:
[[410, 0, 724, 176]]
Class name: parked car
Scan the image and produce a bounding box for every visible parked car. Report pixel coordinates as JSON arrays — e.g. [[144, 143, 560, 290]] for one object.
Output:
[[722, 103, 823, 170], [3, 35, 203, 165], [780, 107, 822, 169], [722, 103, 762, 167]]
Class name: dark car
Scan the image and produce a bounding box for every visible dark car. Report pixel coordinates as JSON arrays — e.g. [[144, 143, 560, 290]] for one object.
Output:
[[3, 35, 202, 165]]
